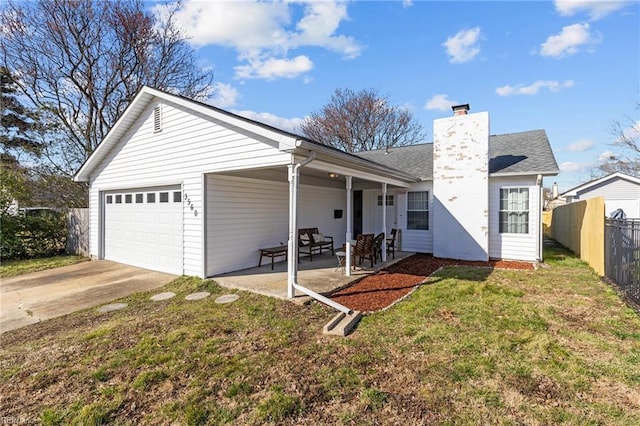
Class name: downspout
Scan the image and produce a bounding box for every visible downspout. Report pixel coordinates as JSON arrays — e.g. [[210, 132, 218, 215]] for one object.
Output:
[[381, 182, 388, 262], [537, 174, 543, 262], [287, 151, 352, 315]]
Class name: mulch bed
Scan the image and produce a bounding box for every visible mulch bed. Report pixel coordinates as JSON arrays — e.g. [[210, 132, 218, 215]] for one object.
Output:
[[330, 253, 534, 312]]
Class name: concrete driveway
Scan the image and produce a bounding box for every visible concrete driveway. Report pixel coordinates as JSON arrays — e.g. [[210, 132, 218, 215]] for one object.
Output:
[[0, 260, 176, 334]]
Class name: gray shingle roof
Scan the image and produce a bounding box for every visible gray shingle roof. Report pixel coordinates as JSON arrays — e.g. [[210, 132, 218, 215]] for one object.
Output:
[[355, 129, 559, 180]]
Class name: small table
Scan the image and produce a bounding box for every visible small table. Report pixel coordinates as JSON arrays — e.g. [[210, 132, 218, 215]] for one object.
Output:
[[259, 245, 288, 270]]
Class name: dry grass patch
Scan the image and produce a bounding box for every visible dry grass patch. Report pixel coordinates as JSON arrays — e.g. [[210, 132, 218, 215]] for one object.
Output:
[[1, 248, 639, 425]]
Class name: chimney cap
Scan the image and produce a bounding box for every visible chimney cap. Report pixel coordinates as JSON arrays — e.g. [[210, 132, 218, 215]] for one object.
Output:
[[452, 104, 470, 115]]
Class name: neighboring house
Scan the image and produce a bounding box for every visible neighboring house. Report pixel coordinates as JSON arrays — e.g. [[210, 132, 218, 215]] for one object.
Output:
[[561, 172, 640, 218], [74, 87, 559, 285]]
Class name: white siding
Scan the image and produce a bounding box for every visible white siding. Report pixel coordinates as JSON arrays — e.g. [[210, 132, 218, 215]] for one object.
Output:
[[396, 183, 434, 253], [206, 175, 347, 276], [488, 176, 540, 261], [576, 177, 640, 217], [89, 100, 291, 277], [576, 177, 640, 200]]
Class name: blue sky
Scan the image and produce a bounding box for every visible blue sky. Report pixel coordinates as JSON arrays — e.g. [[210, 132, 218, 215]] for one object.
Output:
[[153, 0, 639, 192]]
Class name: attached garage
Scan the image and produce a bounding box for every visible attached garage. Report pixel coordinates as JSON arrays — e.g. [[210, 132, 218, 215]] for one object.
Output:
[[103, 186, 183, 275]]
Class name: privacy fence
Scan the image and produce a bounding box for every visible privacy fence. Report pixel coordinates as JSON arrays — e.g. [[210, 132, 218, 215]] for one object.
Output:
[[548, 197, 605, 275], [547, 196, 640, 308], [67, 208, 89, 257]]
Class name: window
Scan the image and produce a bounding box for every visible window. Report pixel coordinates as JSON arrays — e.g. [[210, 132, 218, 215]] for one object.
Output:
[[377, 195, 394, 206], [499, 188, 529, 234], [147, 193, 156, 203], [115, 194, 122, 204], [407, 191, 429, 230], [159, 192, 169, 203], [135, 194, 143, 203], [125, 194, 132, 204], [153, 105, 162, 132], [173, 191, 182, 202], [106, 195, 113, 204]]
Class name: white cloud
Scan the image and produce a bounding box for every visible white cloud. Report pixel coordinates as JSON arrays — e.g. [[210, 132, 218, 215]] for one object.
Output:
[[540, 23, 601, 58], [208, 82, 240, 108], [403, 0, 414, 8], [554, 0, 629, 20], [560, 161, 591, 173], [566, 139, 594, 152], [154, 0, 361, 81], [155, 1, 289, 49], [496, 80, 575, 96], [232, 110, 305, 133], [289, 2, 361, 59], [424, 94, 459, 111], [442, 27, 481, 64], [235, 55, 314, 80]]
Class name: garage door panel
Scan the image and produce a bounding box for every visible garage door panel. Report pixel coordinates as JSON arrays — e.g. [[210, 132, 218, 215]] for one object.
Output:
[[104, 186, 183, 275]]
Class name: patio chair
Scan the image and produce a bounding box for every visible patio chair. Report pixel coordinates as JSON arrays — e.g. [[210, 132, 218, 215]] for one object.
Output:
[[352, 233, 374, 268], [373, 232, 385, 263], [386, 228, 397, 259]]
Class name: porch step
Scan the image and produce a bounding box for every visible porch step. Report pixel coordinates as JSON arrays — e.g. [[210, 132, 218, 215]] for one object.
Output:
[[323, 310, 362, 336]]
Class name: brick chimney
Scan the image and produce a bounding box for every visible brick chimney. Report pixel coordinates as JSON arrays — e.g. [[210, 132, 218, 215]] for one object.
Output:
[[452, 104, 470, 116], [433, 105, 489, 261]]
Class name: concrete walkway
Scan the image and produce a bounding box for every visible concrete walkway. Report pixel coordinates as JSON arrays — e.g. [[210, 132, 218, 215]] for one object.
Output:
[[212, 250, 414, 302], [0, 260, 176, 334]]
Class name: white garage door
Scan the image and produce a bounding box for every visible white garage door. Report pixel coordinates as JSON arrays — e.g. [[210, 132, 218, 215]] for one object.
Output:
[[104, 186, 183, 275]]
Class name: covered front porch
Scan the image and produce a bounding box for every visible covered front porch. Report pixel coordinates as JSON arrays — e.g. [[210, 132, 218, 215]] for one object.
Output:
[[212, 249, 414, 301], [204, 143, 419, 313]]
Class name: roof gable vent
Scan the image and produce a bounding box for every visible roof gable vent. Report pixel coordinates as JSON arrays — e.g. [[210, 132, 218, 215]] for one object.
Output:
[[153, 105, 162, 133]]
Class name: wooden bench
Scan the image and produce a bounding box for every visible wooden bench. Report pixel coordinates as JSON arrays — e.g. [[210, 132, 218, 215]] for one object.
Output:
[[298, 227, 334, 261], [259, 245, 288, 270]]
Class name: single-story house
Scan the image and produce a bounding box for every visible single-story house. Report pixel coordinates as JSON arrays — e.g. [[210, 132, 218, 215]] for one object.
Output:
[[560, 172, 640, 218], [74, 87, 558, 305]]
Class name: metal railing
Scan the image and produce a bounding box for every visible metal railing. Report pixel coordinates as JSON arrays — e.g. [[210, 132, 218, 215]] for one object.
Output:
[[605, 218, 640, 306]]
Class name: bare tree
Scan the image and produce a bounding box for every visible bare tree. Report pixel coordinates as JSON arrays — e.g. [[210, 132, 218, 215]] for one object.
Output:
[[0, 0, 213, 175], [300, 88, 425, 153], [597, 102, 640, 177]]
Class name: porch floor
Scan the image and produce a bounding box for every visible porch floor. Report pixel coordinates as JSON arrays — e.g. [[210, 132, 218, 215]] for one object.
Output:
[[211, 250, 414, 303]]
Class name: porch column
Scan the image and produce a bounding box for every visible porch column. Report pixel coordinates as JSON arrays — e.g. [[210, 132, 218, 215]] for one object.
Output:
[[345, 175, 353, 276], [287, 164, 298, 298], [381, 182, 387, 262]]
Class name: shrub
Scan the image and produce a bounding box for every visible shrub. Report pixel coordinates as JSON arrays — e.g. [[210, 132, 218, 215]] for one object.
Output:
[[0, 210, 67, 260]]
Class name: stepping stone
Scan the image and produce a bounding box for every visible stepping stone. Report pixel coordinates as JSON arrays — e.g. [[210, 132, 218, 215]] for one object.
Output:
[[185, 292, 210, 301], [215, 294, 239, 304], [97, 303, 128, 313], [150, 292, 176, 301]]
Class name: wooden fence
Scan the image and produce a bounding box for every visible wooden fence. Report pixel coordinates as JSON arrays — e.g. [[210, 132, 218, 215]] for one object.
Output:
[[548, 197, 605, 275], [66, 208, 89, 257]]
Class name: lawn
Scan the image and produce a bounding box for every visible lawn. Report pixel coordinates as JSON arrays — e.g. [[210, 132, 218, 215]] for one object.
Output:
[[1, 246, 639, 425], [0, 255, 88, 278]]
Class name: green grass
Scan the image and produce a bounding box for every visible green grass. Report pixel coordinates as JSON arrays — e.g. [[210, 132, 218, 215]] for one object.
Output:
[[1, 245, 639, 425], [0, 255, 88, 277]]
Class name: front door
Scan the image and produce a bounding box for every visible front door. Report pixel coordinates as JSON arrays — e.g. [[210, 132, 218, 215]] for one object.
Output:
[[354, 190, 363, 236]]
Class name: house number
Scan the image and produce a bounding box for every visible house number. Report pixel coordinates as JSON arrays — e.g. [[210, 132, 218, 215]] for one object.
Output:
[[183, 192, 198, 217]]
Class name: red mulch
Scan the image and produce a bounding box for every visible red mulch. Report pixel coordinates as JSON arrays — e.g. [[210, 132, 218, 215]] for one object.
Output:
[[330, 253, 534, 312]]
